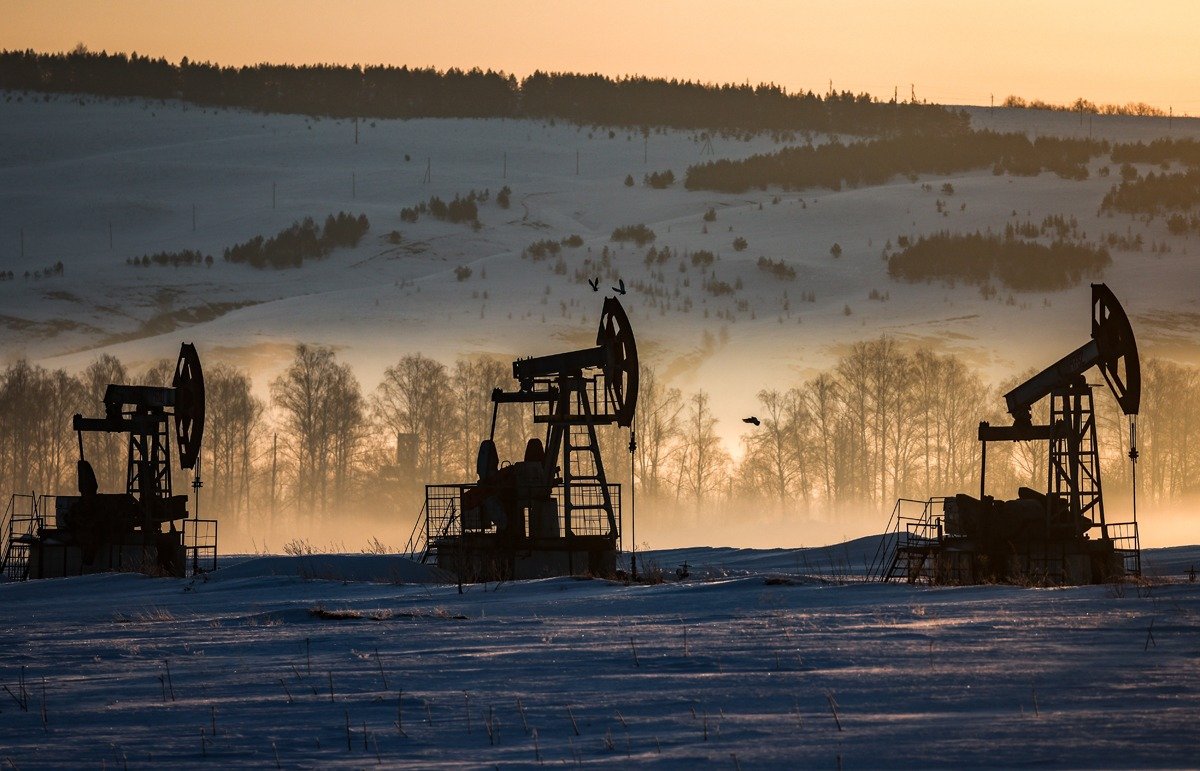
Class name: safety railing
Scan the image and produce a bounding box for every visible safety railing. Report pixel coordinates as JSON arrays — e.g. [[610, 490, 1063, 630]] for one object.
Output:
[[422, 481, 621, 543], [1105, 520, 1141, 577], [868, 498, 944, 582], [1, 494, 41, 581], [403, 498, 430, 559], [184, 518, 218, 576]]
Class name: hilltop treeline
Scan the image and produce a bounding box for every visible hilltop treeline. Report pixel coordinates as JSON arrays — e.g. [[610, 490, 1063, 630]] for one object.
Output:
[[4, 342, 1193, 548], [1001, 94, 1168, 118], [520, 72, 964, 135], [684, 132, 1106, 193], [0, 49, 964, 135], [887, 231, 1110, 291]]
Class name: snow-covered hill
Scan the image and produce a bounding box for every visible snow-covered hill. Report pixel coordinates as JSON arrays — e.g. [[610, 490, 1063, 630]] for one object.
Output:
[[3, 93, 1200, 545]]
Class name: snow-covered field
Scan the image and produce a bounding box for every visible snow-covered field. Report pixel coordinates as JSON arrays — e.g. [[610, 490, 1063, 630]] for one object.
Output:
[[1, 544, 1198, 768]]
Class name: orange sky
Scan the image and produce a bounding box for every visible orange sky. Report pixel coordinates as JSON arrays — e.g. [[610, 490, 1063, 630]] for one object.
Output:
[[4, 0, 1198, 111]]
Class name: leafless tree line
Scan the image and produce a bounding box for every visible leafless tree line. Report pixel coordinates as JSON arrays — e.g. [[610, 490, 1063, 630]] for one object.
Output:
[[632, 339, 1199, 523], [1, 339, 1197, 546]]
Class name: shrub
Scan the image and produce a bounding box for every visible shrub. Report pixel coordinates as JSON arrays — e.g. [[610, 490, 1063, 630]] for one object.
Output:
[[756, 256, 795, 280], [445, 196, 478, 224], [690, 250, 715, 267], [611, 224, 656, 246], [624, 174, 635, 187], [132, 249, 209, 268], [732, 237, 748, 251], [497, 185, 511, 208], [562, 234, 584, 248], [644, 169, 675, 189], [706, 279, 735, 296], [454, 265, 473, 281], [702, 207, 716, 222], [524, 239, 562, 260], [830, 242, 842, 257]]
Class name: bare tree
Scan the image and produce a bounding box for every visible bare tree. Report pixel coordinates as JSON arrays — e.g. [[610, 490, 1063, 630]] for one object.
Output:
[[0, 361, 48, 494], [326, 362, 367, 510], [373, 354, 453, 482], [675, 390, 731, 507], [272, 344, 365, 518], [803, 372, 842, 507], [205, 364, 264, 528], [739, 388, 806, 511], [631, 365, 683, 501], [450, 357, 511, 476], [138, 358, 175, 388]]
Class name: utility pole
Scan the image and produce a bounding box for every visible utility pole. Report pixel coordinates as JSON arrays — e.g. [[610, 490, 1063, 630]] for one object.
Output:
[[911, 84, 916, 103], [422, 158, 431, 184], [270, 433, 278, 522], [629, 430, 637, 581], [354, 116, 359, 145], [192, 452, 203, 520]]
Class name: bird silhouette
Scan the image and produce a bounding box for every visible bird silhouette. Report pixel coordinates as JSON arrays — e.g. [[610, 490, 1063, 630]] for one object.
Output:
[[612, 278, 626, 295], [588, 277, 599, 292], [742, 416, 761, 426]]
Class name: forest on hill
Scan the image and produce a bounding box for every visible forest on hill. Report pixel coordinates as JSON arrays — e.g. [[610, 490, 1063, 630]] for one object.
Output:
[[684, 132, 1106, 192], [0, 48, 964, 135]]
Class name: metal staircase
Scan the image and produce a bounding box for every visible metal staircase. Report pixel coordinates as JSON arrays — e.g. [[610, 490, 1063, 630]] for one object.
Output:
[[1, 494, 41, 581], [869, 497, 946, 584]]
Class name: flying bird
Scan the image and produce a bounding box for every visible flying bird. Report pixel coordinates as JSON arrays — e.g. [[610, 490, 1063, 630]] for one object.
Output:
[[612, 278, 626, 295], [588, 277, 599, 292], [742, 416, 761, 426]]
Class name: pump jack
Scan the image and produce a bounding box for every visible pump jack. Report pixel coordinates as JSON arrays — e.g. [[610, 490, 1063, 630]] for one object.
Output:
[[417, 297, 638, 581], [1, 343, 216, 580], [879, 284, 1142, 584]]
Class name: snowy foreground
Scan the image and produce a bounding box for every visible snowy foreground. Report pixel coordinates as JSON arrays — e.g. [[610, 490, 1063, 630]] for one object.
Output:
[[2, 543, 1199, 769]]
